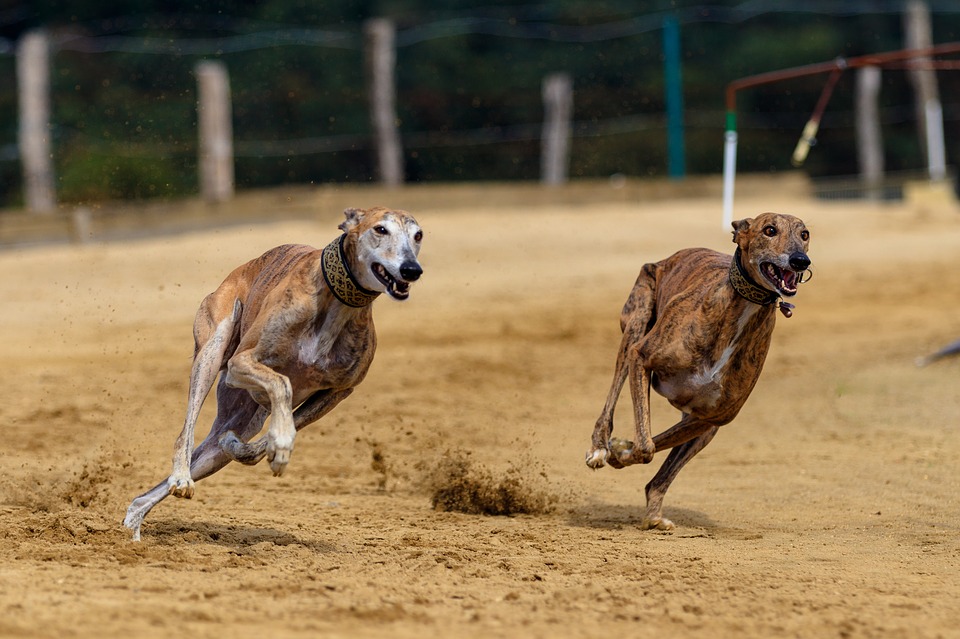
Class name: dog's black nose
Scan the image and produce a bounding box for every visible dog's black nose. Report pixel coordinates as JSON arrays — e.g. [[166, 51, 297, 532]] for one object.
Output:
[[400, 261, 423, 281], [789, 252, 811, 271]]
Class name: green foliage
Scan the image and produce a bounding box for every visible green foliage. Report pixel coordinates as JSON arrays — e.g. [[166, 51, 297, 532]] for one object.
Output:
[[57, 152, 193, 201]]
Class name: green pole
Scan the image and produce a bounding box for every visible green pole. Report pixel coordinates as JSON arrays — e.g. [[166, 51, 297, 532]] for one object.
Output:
[[663, 16, 685, 180]]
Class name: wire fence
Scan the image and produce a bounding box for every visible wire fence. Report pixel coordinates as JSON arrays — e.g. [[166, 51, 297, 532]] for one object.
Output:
[[5, 2, 960, 206]]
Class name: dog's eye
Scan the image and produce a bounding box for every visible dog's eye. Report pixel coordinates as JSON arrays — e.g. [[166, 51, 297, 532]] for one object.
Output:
[[800, 230, 810, 241], [762, 225, 777, 237], [413, 230, 423, 242], [373, 225, 389, 235]]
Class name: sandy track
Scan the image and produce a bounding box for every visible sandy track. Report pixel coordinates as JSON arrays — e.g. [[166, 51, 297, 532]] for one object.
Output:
[[2, 188, 959, 638]]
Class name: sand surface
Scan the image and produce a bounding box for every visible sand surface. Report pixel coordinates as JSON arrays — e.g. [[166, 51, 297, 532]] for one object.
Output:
[[2, 186, 959, 638]]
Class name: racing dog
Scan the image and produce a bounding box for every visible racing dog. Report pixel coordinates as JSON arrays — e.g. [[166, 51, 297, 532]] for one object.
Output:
[[124, 206, 423, 541], [585, 212, 811, 530]]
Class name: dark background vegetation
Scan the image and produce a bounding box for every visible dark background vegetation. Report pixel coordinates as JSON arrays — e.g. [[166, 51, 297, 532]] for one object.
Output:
[[2, 0, 960, 205]]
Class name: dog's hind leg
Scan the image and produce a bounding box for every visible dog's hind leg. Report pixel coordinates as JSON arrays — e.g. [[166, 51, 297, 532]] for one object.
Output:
[[187, 385, 266, 478], [293, 388, 354, 430], [586, 263, 658, 470], [168, 297, 242, 499], [123, 482, 170, 542], [123, 382, 264, 541], [641, 424, 718, 531]]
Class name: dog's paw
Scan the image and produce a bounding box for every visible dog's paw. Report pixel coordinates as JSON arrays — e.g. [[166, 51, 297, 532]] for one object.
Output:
[[268, 448, 290, 476], [584, 439, 638, 470], [167, 475, 195, 499], [607, 438, 636, 468], [122, 508, 144, 542], [608, 437, 654, 466], [585, 447, 609, 469], [641, 515, 675, 531], [266, 432, 295, 477]]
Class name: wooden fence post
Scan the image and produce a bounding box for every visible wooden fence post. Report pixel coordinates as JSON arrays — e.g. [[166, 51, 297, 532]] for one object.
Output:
[[856, 66, 884, 199], [17, 29, 56, 213], [904, 0, 946, 181], [541, 73, 573, 186], [364, 18, 403, 186], [196, 60, 234, 203]]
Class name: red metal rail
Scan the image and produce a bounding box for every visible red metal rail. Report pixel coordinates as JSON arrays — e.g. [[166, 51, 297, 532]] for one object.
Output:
[[721, 41, 960, 227], [725, 40, 960, 112]]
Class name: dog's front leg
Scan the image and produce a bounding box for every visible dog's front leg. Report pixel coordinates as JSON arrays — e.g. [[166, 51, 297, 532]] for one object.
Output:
[[586, 311, 655, 469], [225, 351, 296, 476], [606, 355, 656, 467], [586, 333, 632, 469]]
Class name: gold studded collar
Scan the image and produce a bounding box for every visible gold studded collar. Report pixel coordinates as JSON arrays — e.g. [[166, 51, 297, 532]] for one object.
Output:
[[320, 235, 381, 308]]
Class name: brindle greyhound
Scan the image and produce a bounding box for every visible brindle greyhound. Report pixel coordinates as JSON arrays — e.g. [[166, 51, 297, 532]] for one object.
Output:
[[585, 212, 811, 530], [124, 206, 423, 541]]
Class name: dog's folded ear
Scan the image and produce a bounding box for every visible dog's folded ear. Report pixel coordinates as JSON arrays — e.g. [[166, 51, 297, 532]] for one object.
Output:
[[339, 207, 366, 232], [731, 217, 753, 247]]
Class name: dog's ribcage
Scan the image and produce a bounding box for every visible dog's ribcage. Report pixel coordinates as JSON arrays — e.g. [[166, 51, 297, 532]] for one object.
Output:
[[653, 301, 765, 414], [690, 302, 762, 389]]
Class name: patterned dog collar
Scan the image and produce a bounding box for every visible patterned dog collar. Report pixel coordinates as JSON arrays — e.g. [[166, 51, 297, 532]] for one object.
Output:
[[321, 235, 381, 308], [728, 248, 779, 307]]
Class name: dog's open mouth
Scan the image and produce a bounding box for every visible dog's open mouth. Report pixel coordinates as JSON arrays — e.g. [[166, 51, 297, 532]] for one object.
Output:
[[372, 263, 411, 300], [760, 262, 800, 297]]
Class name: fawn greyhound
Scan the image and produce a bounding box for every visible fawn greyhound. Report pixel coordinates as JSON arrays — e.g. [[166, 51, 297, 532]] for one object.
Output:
[[124, 206, 423, 541], [585, 212, 811, 530]]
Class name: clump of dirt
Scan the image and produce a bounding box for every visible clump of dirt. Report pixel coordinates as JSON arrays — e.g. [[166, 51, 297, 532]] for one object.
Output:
[[1, 450, 127, 515], [370, 440, 389, 491], [2, 475, 60, 513], [364, 438, 409, 492], [424, 448, 555, 516], [62, 455, 127, 508]]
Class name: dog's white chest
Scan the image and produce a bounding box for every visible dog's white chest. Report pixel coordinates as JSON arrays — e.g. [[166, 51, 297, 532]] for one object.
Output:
[[298, 309, 352, 366]]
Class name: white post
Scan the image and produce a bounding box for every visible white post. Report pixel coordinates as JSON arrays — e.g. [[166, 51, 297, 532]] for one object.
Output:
[[17, 30, 56, 213], [924, 99, 946, 182], [541, 73, 573, 186], [196, 60, 234, 203], [722, 129, 738, 230], [856, 66, 884, 198], [904, 0, 944, 179]]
